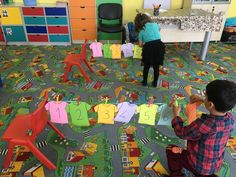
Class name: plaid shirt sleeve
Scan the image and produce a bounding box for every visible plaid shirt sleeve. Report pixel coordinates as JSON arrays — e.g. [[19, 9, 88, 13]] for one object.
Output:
[[172, 115, 213, 140]]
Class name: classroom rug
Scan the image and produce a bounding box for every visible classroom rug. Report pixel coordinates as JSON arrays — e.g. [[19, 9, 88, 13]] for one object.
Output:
[[0, 42, 235, 177]]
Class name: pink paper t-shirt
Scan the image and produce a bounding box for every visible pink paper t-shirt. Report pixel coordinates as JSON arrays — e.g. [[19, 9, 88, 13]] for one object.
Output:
[[89, 42, 103, 57], [45, 101, 68, 124]]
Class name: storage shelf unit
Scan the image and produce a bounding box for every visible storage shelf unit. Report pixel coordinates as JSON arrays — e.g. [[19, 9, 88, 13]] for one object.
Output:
[[23, 7, 48, 42], [0, 4, 71, 45], [69, 0, 97, 43], [45, 7, 70, 43]]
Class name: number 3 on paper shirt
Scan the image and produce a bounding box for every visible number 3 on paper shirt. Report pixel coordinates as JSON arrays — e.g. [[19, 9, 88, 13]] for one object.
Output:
[[94, 104, 118, 124]]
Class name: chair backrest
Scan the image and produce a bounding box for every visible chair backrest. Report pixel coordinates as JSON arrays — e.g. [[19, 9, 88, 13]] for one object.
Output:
[[98, 3, 122, 21], [31, 92, 49, 137], [80, 39, 88, 61]]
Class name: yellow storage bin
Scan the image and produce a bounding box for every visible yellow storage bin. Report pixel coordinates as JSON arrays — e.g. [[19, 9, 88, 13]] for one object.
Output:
[[1, 7, 23, 25]]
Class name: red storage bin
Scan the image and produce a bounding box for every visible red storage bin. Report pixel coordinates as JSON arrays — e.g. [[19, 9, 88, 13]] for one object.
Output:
[[47, 26, 69, 34], [28, 34, 48, 42], [22, 7, 44, 16]]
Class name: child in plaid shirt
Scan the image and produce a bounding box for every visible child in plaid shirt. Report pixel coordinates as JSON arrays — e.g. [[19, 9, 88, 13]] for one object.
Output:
[[166, 80, 236, 177]]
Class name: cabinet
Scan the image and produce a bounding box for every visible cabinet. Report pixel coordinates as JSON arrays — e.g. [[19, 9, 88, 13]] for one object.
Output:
[[69, 0, 97, 43], [23, 7, 48, 42], [0, 4, 71, 45], [23, 6, 70, 44], [45, 7, 70, 43], [0, 7, 27, 43]]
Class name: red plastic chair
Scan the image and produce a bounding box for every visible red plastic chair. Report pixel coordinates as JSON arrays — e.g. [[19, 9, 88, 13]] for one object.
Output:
[[1, 92, 65, 170], [63, 40, 94, 83]]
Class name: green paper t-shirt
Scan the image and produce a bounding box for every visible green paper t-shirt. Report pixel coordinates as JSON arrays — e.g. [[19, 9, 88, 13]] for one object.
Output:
[[103, 44, 112, 59], [133, 45, 142, 59], [66, 102, 91, 126]]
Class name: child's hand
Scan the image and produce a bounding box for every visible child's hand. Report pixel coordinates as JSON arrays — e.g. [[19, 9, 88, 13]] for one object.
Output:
[[172, 147, 183, 154], [166, 146, 183, 154], [172, 104, 181, 117], [190, 94, 204, 103], [139, 41, 143, 47]]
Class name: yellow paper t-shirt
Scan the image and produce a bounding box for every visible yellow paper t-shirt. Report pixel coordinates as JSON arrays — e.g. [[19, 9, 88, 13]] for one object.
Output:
[[110, 44, 121, 59], [94, 104, 118, 124]]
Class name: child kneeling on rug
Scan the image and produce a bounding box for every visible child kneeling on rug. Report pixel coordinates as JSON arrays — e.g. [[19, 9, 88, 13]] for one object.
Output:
[[166, 79, 236, 177]]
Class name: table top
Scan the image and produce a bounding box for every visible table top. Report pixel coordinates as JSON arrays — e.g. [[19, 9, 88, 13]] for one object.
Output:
[[140, 8, 223, 31]]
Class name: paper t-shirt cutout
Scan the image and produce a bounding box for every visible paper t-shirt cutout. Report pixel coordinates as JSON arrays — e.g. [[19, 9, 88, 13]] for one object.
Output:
[[115, 102, 138, 123], [45, 101, 68, 124], [185, 101, 202, 125], [136, 104, 158, 125], [110, 44, 121, 59], [157, 104, 173, 125], [121, 43, 134, 58], [66, 102, 91, 126], [94, 104, 118, 124], [133, 45, 142, 59], [184, 85, 192, 96], [89, 42, 103, 57], [103, 44, 112, 58]]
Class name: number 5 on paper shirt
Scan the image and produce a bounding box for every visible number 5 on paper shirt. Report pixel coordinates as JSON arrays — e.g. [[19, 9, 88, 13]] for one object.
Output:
[[136, 104, 158, 126]]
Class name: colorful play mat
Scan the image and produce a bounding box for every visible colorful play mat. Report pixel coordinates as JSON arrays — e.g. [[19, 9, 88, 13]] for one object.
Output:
[[0, 43, 235, 177]]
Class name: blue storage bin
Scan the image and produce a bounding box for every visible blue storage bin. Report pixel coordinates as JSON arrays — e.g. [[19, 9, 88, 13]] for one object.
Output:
[[45, 8, 67, 16], [26, 26, 47, 34], [23, 0, 36, 6]]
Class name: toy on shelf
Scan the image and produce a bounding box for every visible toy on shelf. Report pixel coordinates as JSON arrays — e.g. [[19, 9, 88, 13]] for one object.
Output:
[[153, 4, 161, 16]]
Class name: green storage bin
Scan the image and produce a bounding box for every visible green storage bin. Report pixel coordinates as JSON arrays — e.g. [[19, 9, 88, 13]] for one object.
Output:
[[49, 34, 70, 42], [46, 17, 68, 25], [24, 17, 46, 25], [3, 26, 26, 42]]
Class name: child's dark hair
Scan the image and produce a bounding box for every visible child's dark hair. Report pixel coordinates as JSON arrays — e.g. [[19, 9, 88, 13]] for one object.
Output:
[[134, 13, 152, 33], [206, 79, 236, 112]]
